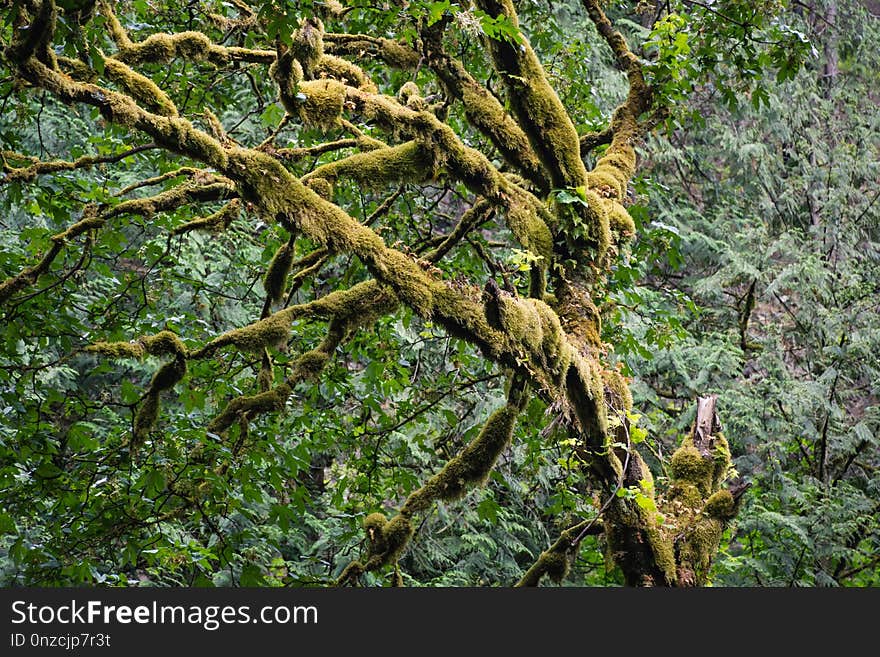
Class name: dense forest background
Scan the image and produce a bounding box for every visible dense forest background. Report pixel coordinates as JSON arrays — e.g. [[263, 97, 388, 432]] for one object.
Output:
[[0, 0, 877, 586]]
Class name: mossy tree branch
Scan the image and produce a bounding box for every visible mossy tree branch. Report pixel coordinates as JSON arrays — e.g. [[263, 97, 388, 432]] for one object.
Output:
[[337, 373, 530, 585]]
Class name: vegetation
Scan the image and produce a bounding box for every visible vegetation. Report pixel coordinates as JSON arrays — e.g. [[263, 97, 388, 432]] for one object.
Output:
[[0, 0, 876, 587]]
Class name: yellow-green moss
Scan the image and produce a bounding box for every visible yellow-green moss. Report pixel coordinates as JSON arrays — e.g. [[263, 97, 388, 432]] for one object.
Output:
[[305, 141, 436, 190], [291, 17, 324, 78], [474, 0, 587, 190], [269, 55, 304, 109], [203, 311, 292, 354], [305, 177, 333, 200], [324, 34, 421, 70], [539, 550, 571, 583], [669, 440, 715, 496], [292, 349, 331, 379], [678, 517, 724, 585], [118, 31, 216, 65], [667, 481, 704, 508], [133, 391, 159, 444], [645, 516, 676, 584], [528, 297, 572, 388], [363, 512, 414, 567], [171, 199, 240, 235], [497, 294, 543, 354], [452, 64, 548, 191], [505, 192, 554, 262], [607, 202, 636, 241], [601, 369, 633, 413], [86, 341, 145, 359], [596, 147, 637, 180], [294, 79, 346, 130], [315, 54, 375, 91], [207, 383, 293, 434], [257, 356, 274, 392], [712, 433, 731, 489], [403, 404, 519, 514], [397, 81, 427, 111], [140, 330, 187, 357], [103, 56, 177, 117], [556, 283, 603, 352], [581, 188, 613, 260], [585, 170, 623, 200], [363, 512, 387, 538], [703, 489, 735, 519], [264, 241, 295, 303], [372, 249, 434, 317]]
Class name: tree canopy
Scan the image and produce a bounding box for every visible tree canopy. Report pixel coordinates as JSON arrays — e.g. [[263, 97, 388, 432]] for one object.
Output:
[[1, 0, 876, 587]]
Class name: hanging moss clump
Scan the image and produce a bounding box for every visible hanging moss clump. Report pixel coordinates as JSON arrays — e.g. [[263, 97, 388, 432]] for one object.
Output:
[[132, 354, 187, 447], [264, 239, 296, 303], [402, 403, 520, 514]]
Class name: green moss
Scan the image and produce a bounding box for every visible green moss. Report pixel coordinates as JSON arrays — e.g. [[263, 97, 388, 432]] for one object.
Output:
[[264, 241, 295, 303], [292, 349, 330, 379], [257, 357, 274, 392], [669, 441, 715, 496], [149, 356, 186, 391], [397, 81, 427, 111], [607, 202, 636, 241], [207, 383, 293, 434], [315, 54, 375, 91], [376, 40, 421, 69], [529, 298, 571, 388], [294, 79, 346, 130], [403, 404, 519, 515], [668, 481, 703, 508], [585, 170, 623, 199], [118, 31, 215, 65], [204, 311, 292, 354], [597, 146, 637, 178], [381, 515, 414, 563], [372, 250, 434, 317], [171, 199, 240, 235], [601, 369, 633, 413], [540, 551, 571, 583], [505, 193, 554, 262], [581, 188, 612, 260], [103, 56, 177, 117], [645, 517, 676, 584], [474, 0, 587, 190], [498, 295, 543, 354], [678, 517, 724, 585], [305, 177, 333, 200], [291, 18, 324, 78], [305, 141, 436, 190], [86, 341, 145, 359], [712, 434, 731, 489], [269, 54, 304, 108], [140, 330, 187, 357], [362, 513, 414, 567], [703, 489, 735, 519], [133, 391, 159, 444], [363, 512, 387, 538], [451, 67, 548, 191]]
